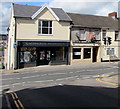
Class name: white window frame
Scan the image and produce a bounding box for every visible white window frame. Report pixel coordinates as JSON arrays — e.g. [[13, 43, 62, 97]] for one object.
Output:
[[38, 20, 53, 35]]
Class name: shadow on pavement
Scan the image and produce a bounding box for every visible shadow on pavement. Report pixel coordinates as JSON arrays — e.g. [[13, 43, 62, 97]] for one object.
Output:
[[11, 85, 120, 109]]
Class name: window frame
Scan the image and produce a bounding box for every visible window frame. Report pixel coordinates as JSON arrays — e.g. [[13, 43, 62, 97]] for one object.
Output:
[[83, 48, 91, 59], [38, 20, 53, 35]]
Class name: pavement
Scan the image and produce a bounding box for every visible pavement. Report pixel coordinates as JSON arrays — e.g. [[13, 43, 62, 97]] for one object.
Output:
[[101, 74, 119, 84], [66, 72, 119, 88]]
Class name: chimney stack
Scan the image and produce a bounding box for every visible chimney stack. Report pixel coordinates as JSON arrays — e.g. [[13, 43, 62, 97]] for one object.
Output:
[[108, 12, 117, 19]]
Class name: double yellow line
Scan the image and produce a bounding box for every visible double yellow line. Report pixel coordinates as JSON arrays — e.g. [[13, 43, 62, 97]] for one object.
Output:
[[6, 91, 25, 109], [96, 76, 118, 86]]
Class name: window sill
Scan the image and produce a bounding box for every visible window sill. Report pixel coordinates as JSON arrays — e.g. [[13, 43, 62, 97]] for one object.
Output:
[[38, 34, 53, 36], [114, 40, 120, 41]]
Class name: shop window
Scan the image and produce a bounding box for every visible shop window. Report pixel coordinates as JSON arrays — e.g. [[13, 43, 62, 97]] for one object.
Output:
[[107, 48, 114, 56], [84, 48, 91, 59], [20, 47, 36, 63], [38, 20, 52, 35], [73, 48, 81, 59]]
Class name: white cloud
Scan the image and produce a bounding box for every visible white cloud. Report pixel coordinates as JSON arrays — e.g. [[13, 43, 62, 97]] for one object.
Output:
[[0, 0, 119, 34], [0, 2, 11, 34], [49, 0, 118, 16]]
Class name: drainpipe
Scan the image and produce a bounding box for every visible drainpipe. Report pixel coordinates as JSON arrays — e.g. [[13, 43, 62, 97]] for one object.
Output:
[[69, 26, 72, 65], [14, 17, 17, 69]]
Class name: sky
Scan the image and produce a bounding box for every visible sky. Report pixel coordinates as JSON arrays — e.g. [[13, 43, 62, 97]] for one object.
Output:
[[0, 0, 120, 34]]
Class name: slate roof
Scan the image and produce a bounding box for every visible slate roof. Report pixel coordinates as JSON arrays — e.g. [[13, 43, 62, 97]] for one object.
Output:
[[13, 4, 72, 21], [13, 4, 118, 30], [67, 13, 118, 30]]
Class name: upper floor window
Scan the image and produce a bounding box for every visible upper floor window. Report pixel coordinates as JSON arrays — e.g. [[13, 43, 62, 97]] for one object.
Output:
[[115, 31, 119, 40], [102, 30, 106, 39], [38, 20, 52, 35]]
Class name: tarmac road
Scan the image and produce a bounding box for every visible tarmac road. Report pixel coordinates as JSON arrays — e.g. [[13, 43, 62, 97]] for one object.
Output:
[[1, 62, 120, 108]]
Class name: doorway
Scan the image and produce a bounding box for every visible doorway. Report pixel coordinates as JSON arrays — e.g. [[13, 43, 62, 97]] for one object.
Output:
[[36, 48, 51, 65], [93, 47, 98, 62]]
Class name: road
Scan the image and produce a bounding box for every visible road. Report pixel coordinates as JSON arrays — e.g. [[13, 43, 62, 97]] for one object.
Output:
[[1, 62, 120, 108]]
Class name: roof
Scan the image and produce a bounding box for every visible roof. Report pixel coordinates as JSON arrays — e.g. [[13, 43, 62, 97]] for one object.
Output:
[[67, 13, 118, 30], [13, 4, 72, 22]]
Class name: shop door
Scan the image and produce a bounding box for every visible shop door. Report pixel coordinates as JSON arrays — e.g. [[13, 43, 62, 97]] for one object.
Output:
[[37, 49, 51, 65], [93, 47, 98, 62]]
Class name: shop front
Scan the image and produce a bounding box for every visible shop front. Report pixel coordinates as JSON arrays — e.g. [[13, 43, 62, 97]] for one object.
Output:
[[71, 45, 100, 64], [17, 41, 70, 69]]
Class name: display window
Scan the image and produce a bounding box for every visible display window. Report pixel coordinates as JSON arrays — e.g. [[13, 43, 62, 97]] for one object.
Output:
[[20, 47, 36, 63], [73, 48, 81, 59]]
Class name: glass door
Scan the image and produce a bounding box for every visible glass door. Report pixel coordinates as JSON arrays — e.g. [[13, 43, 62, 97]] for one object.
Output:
[[37, 48, 51, 65]]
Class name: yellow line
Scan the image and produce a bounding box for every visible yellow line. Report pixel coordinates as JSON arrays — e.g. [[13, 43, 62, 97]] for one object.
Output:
[[10, 92, 20, 109], [5, 91, 25, 109], [96, 76, 118, 86], [13, 92, 25, 109]]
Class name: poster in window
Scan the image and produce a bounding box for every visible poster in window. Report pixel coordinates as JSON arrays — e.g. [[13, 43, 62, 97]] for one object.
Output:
[[24, 52, 30, 63]]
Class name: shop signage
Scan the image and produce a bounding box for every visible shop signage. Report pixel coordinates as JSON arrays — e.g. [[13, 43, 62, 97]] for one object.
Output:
[[18, 41, 70, 47]]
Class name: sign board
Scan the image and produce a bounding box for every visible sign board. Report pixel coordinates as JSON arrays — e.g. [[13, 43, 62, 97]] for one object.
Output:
[[18, 41, 70, 47], [14, 43, 17, 48]]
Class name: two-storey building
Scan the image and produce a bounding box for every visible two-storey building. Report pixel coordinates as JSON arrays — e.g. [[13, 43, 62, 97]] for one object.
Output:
[[68, 12, 119, 64], [7, 3, 72, 69]]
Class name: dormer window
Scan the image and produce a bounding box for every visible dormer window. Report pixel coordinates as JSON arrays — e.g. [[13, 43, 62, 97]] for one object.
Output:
[[38, 20, 52, 35]]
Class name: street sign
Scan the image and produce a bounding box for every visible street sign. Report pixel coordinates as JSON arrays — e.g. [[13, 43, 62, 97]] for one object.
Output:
[[14, 43, 17, 48]]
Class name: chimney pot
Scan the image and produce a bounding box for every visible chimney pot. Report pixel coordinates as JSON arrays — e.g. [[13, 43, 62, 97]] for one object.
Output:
[[108, 12, 117, 19]]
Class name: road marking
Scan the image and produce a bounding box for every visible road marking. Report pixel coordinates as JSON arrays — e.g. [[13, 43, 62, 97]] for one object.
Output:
[[9, 91, 25, 109], [0, 85, 10, 88], [69, 72, 73, 73], [2, 78, 21, 81], [41, 74, 47, 76], [33, 80, 54, 83], [66, 76, 78, 79], [2, 78, 14, 80], [82, 77, 90, 79], [96, 76, 118, 86], [12, 83, 21, 86], [58, 84, 63, 86], [48, 73, 66, 75], [92, 75, 100, 78], [56, 78, 66, 81], [22, 75, 40, 79], [14, 92, 24, 109]]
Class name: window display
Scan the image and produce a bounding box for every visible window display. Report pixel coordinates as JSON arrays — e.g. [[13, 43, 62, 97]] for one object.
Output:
[[20, 47, 36, 63]]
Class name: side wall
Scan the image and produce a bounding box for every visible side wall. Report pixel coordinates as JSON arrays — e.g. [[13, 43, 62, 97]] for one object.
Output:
[[7, 7, 15, 70]]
